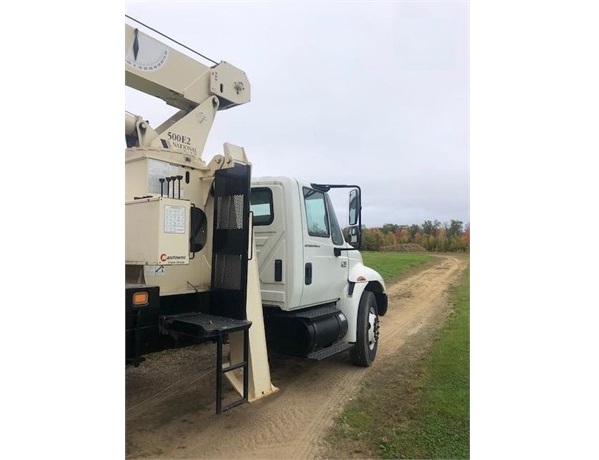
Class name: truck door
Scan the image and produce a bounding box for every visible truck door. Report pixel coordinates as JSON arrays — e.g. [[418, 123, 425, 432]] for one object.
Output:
[[299, 186, 349, 308]]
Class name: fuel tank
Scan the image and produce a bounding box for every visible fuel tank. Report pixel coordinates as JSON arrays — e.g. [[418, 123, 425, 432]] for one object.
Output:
[[263, 304, 348, 357]]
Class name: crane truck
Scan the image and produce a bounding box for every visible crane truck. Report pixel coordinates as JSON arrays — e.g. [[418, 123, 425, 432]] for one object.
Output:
[[125, 18, 388, 414]]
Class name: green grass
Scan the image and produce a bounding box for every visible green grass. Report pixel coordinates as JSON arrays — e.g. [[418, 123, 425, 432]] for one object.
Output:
[[326, 255, 470, 459], [381, 266, 470, 459], [361, 251, 435, 285]]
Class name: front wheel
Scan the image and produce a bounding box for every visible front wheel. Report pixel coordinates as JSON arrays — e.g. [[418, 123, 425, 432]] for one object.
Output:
[[350, 291, 379, 367]]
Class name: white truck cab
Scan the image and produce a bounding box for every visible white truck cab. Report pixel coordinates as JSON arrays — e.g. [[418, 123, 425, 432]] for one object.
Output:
[[251, 177, 388, 366]]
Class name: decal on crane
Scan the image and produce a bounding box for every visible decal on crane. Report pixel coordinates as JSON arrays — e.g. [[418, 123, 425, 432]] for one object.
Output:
[[125, 28, 169, 72]]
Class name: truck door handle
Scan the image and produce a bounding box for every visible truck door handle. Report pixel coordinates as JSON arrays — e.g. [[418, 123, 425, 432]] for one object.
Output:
[[305, 263, 312, 285]]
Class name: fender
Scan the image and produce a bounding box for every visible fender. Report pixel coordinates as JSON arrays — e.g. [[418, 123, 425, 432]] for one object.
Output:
[[348, 263, 388, 315], [348, 262, 386, 287], [337, 263, 388, 343]]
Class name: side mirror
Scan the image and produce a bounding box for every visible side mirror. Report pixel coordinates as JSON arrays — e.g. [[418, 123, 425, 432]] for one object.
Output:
[[348, 188, 361, 248], [348, 226, 359, 244], [349, 189, 360, 226]]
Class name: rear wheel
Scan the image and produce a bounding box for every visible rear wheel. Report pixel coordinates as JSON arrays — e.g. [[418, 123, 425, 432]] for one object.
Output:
[[350, 291, 379, 367]]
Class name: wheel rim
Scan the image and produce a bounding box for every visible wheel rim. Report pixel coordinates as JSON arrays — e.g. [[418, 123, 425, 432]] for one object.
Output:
[[367, 307, 379, 351]]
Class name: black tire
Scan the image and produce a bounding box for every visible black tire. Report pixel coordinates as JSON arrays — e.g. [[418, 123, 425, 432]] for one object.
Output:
[[350, 290, 379, 367]]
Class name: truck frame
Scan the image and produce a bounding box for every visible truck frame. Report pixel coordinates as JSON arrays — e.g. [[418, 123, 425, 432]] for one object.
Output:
[[125, 17, 388, 414]]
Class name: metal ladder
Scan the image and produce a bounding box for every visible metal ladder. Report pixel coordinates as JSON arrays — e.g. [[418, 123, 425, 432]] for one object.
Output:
[[160, 312, 252, 414]]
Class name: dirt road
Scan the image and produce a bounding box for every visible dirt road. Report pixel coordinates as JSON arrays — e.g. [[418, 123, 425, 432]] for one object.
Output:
[[126, 255, 468, 459]]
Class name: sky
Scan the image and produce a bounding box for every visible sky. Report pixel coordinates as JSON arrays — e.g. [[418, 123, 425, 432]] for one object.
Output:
[[124, 1, 470, 229]]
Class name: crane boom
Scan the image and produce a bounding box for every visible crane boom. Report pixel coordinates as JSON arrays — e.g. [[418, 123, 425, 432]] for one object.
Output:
[[125, 23, 250, 112], [125, 23, 250, 158]]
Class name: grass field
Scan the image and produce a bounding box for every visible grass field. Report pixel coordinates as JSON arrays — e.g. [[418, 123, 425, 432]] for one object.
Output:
[[326, 253, 470, 459], [361, 251, 435, 286]]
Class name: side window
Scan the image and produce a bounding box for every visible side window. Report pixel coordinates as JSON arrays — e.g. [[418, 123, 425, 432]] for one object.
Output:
[[250, 187, 274, 226], [303, 187, 330, 238]]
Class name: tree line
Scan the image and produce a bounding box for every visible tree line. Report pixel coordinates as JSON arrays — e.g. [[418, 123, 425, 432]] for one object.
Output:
[[348, 219, 470, 253]]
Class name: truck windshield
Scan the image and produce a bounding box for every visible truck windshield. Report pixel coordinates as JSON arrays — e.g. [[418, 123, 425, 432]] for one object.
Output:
[[325, 193, 345, 246]]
